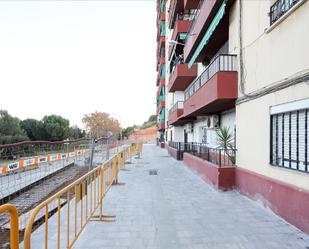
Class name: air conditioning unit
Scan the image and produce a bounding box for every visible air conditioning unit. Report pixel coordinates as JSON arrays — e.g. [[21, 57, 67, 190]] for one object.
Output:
[[185, 123, 193, 133], [206, 115, 220, 128]]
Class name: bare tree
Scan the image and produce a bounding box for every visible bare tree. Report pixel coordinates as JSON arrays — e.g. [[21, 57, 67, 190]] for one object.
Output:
[[82, 111, 121, 139]]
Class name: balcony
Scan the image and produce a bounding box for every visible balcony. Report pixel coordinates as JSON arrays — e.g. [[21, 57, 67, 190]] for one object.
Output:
[[184, 0, 231, 64], [156, 72, 160, 86], [168, 63, 197, 92], [171, 18, 191, 41], [158, 36, 166, 53], [159, 56, 165, 65], [158, 122, 165, 130], [184, 0, 199, 9], [183, 54, 237, 117], [168, 0, 184, 29], [160, 12, 166, 21], [157, 79, 165, 97], [168, 101, 196, 125], [169, 0, 199, 29], [168, 101, 184, 125], [168, 17, 192, 59], [157, 98, 165, 114]]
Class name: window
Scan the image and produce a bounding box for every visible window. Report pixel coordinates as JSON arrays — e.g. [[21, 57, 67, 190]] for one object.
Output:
[[270, 0, 301, 25], [270, 108, 308, 173]]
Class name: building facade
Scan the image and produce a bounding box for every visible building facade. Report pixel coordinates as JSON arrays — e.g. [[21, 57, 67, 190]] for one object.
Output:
[[156, 0, 167, 148], [156, 0, 309, 234]]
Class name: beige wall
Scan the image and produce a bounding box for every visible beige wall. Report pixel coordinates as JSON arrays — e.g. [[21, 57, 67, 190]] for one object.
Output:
[[236, 83, 309, 190], [239, 0, 309, 94], [231, 0, 309, 190]]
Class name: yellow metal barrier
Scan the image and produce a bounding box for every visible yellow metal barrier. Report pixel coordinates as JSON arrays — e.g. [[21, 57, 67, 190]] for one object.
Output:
[[0, 143, 141, 249], [0, 204, 19, 249], [136, 143, 143, 159], [23, 146, 132, 249]]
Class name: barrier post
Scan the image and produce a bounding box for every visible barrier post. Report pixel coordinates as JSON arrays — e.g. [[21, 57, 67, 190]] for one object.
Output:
[[99, 167, 103, 221], [113, 156, 118, 184], [137, 143, 142, 159], [0, 204, 19, 249]]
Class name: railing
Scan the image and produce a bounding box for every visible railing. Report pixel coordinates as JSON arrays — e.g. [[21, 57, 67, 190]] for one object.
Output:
[[168, 141, 180, 150], [19, 144, 140, 249], [184, 54, 237, 100], [168, 142, 236, 166], [175, 12, 196, 22], [270, 0, 300, 25], [0, 204, 19, 249], [169, 101, 184, 116], [0, 141, 90, 177], [185, 0, 204, 46], [169, 55, 184, 79]]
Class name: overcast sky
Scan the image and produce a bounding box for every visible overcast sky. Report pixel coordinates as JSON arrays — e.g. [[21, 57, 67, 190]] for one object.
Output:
[[0, 0, 157, 128]]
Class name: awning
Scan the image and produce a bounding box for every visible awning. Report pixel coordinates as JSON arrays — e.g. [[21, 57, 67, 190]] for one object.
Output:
[[188, 0, 227, 68]]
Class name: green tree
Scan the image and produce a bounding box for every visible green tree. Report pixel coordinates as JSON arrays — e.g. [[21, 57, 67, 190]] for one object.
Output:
[[21, 118, 46, 140], [71, 125, 85, 139], [141, 114, 157, 129], [148, 115, 157, 122], [42, 115, 72, 141], [0, 110, 28, 144], [122, 125, 138, 138]]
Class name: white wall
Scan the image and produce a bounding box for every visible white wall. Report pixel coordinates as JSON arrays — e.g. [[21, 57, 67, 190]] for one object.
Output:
[[221, 109, 236, 145], [174, 91, 184, 102], [185, 110, 236, 146]]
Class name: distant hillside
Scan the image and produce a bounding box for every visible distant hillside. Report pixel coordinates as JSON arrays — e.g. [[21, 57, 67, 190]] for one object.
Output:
[[140, 115, 156, 129], [122, 115, 157, 139], [128, 125, 156, 143]]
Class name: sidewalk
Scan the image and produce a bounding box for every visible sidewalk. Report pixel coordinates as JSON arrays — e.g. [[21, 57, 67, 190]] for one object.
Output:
[[74, 144, 309, 249]]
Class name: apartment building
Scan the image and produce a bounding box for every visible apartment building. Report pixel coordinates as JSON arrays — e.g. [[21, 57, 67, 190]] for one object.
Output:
[[156, 0, 309, 234], [156, 0, 167, 148]]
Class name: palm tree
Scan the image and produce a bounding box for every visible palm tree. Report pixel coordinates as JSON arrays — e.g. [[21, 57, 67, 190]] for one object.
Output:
[[216, 127, 236, 165]]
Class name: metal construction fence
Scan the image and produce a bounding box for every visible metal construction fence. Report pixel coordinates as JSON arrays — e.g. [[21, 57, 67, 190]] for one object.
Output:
[[0, 142, 142, 249]]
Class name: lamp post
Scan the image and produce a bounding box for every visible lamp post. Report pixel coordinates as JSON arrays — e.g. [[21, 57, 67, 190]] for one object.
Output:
[[168, 40, 185, 46], [105, 131, 113, 160]]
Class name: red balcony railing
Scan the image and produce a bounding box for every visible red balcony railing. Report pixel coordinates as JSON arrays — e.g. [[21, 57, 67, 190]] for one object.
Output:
[[168, 17, 192, 59], [183, 54, 238, 117], [157, 100, 166, 114], [168, 101, 184, 125], [168, 0, 183, 29], [156, 72, 161, 86], [168, 63, 197, 92], [159, 122, 165, 130], [169, 0, 199, 29], [184, 0, 199, 9]]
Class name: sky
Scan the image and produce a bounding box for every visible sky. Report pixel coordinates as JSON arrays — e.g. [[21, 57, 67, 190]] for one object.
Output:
[[0, 0, 157, 128]]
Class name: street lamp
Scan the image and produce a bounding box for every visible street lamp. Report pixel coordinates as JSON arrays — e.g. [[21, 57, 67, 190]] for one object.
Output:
[[169, 40, 185, 46]]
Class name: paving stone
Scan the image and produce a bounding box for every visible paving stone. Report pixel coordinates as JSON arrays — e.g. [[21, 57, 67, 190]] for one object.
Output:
[[74, 145, 309, 249], [54, 145, 309, 248]]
